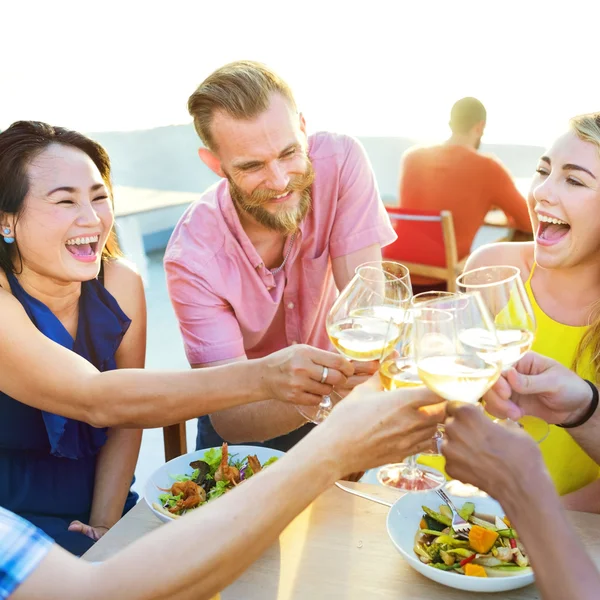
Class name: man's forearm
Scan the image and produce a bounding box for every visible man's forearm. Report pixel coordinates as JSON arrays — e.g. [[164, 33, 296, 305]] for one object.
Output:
[[499, 471, 600, 600], [210, 400, 307, 443]]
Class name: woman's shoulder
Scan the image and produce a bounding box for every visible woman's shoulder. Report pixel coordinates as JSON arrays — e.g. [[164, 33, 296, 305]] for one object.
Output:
[[463, 242, 534, 280], [0, 277, 38, 339], [102, 257, 142, 285], [101, 258, 145, 318]]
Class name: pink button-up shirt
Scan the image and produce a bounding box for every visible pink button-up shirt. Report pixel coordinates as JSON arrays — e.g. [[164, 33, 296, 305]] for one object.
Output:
[[164, 132, 396, 366]]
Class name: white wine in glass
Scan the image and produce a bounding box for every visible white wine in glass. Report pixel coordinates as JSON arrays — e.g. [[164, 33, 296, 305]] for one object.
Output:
[[417, 354, 501, 404], [413, 294, 502, 404], [326, 265, 411, 363], [456, 266, 536, 369], [298, 263, 411, 424], [458, 327, 535, 370], [410, 291, 459, 452], [328, 315, 402, 362], [379, 357, 422, 390], [376, 311, 446, 493], [456, 266, 547, 442]]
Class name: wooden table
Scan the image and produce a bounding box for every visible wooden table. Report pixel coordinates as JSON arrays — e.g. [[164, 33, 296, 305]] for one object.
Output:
[[82, 482, 600, 599]]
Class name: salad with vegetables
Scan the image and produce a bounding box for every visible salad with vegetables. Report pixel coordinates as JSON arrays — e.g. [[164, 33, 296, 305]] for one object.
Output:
[[414, 501, 532, 578], [152, 443, 278, 519]]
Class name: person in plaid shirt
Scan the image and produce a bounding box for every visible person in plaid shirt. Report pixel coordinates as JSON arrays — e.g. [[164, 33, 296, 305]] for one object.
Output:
[[0, 507, 52, 600]]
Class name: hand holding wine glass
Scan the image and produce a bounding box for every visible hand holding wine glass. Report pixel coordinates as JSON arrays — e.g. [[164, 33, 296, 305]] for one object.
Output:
[[297, 263, 411, 423], [483, 351, 595, 426]]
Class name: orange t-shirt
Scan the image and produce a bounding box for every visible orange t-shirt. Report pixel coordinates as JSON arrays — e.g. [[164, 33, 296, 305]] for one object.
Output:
[[398, 144, 532, 263]]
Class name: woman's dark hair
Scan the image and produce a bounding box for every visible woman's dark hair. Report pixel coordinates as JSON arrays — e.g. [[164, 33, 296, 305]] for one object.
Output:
[[0, 120, 121, 274]]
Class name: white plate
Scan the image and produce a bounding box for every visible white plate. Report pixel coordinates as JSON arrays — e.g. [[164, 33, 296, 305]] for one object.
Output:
[[144, 445, 285, 523], [386, 489, 535, 593]]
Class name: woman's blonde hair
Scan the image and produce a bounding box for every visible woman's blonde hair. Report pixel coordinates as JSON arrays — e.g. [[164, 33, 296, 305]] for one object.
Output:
[[571, 113, 600, 381]]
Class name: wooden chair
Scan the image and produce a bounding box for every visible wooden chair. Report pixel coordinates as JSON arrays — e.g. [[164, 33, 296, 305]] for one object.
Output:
[[163, 423, 187, 462], [383, 207, 467, 293]]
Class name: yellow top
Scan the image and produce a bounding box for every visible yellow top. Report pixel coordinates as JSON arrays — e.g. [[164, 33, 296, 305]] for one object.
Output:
[[420, 265, 599, 495], [519, 265, 599, 495]]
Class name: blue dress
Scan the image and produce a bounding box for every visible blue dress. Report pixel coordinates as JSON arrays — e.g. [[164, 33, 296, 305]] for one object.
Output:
[[0, 271, 138, 555]]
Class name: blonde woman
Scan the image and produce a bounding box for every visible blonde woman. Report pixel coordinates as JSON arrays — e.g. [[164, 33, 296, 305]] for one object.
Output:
[[464, 113, 600, 510]]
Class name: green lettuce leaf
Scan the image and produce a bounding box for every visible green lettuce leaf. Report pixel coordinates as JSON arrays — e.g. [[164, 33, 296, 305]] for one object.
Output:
[[203, 448, 222, 475], [208, 480, 230, 500], [158, 493, 183, 508]]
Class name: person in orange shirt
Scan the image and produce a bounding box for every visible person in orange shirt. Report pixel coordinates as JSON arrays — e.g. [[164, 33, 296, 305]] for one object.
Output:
[[398, 97, 532, 290]]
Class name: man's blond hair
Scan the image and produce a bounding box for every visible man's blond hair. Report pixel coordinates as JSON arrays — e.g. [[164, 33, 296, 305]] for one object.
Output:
[[187, 60, 297, 150]]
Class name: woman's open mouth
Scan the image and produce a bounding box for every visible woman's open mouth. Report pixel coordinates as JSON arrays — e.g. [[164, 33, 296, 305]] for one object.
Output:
[[65, 235, 100, 262], [536, 214, 570, 247]]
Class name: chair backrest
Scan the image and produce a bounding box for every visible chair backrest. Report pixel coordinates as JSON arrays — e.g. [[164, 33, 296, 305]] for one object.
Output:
[[383, 207, 456, 266], [383, 207, 460, 290]]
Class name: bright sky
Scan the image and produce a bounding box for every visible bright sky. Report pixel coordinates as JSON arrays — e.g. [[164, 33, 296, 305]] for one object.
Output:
[[1, 0, 598, 146]]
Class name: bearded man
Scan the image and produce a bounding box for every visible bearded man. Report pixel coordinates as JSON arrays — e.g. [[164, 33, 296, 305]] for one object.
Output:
[[165, 60, 396, 451]]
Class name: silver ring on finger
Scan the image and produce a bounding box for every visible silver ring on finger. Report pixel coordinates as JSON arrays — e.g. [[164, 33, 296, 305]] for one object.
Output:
[[320, 366, 329, 384]]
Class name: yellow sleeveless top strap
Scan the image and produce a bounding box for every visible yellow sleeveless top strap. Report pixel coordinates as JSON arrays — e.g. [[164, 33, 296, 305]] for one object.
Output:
[[421, 263, 599, 495]]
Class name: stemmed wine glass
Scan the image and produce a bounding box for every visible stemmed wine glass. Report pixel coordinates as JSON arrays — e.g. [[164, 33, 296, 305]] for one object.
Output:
[[376, 309, 448, 492], [297, 263, 412, 424], [410, 291, 458, 454], [456, 266, 548, 442], [412, 293, 502, 406], [410, 292, 503, 495]]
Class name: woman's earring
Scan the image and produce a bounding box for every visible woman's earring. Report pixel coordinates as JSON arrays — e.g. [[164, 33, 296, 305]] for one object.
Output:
[[2, 228, 14, 244]]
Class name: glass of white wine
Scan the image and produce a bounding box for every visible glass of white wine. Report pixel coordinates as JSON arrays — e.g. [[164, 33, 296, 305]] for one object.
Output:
[[326, 264, 412, 362], [376, 311, 448, 492], [298, 264, 412, 424], [413, 294, 503, 405], [410, 291, 458, 454], [456, 266, 548, 442]]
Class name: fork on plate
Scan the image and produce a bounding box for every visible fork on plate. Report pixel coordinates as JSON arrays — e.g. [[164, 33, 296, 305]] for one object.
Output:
[[436, 488, 471, 538]]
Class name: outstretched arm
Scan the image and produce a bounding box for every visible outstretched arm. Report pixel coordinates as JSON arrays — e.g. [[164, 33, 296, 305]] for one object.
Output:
[[0, 289, 352, 429], [12, 382, 446, 600]]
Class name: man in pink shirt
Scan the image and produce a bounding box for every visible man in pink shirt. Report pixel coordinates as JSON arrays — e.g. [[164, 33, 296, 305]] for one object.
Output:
[[165, 61, 396, 451]]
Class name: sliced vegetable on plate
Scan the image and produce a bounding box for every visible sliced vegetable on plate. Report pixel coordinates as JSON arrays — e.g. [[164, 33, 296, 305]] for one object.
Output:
[[414, 501, 532, 578]]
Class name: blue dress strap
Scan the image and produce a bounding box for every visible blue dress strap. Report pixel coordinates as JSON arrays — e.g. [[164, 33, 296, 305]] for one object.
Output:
[[5, 270, 131, 459]]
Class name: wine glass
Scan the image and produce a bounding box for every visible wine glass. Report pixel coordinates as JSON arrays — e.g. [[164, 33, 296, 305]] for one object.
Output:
[[410, 293, 501, 497], [456, 266, 548, 442], [356, 260, 413, 296], [376, 311, 447, 492], [297, 264, 412, 424], [410, 291, 458, 454], [413, 294, 502, 406]]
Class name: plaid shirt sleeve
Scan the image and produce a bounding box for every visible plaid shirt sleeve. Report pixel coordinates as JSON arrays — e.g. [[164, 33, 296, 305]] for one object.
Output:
[[0, 507, 53, 600]]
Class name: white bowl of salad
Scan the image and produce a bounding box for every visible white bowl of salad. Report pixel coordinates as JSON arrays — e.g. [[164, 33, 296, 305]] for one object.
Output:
[[144, 444, 284, 523], [386, 489, 535, 593]]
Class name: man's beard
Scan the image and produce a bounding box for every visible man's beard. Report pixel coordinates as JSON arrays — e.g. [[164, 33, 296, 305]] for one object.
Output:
[[474, 135, 482, 150], [227, 160, 315, 234]]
